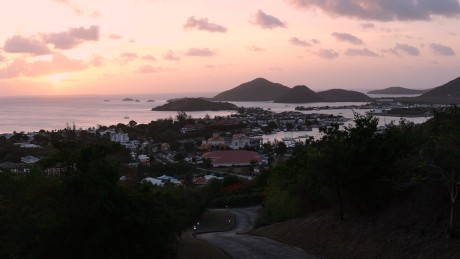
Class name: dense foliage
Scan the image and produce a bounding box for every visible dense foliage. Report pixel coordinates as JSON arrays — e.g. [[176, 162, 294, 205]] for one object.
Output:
[[258, 108, 459, 237], [0, 135, 208, 258]]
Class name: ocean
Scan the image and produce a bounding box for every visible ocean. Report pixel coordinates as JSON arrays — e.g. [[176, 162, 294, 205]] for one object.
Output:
[[0, 93, 429, 138]]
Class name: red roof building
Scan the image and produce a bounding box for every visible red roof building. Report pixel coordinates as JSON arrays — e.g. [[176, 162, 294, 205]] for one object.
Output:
[[202, 150, 262, 167]]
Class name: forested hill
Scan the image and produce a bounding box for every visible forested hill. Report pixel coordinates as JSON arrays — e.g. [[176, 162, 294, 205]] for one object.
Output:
[[273, 85, 321, 103], [213, 78, 290, 101], [317, 89, 373, 102], [412, 76, 460, 103], [253, 108, 460, 258]]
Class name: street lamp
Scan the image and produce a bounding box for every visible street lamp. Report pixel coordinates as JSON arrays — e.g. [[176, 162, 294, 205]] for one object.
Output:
[[193, 225, 197, 238]]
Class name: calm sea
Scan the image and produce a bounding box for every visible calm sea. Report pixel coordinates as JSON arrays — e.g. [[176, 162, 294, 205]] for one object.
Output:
[[0, 93, 429, 138]]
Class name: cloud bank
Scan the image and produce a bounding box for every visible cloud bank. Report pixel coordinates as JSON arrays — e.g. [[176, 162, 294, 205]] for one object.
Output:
[[286, 0, 460, 21], [0, 53, 86, 79], [42, 26, 99, 49], [3, 36, 52, 56]]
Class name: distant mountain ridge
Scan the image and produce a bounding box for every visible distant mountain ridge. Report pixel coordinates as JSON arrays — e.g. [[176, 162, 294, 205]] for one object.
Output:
[[274, 85, 322, 103], [368, 87, 429, 95], [214, 78, 373, 103]]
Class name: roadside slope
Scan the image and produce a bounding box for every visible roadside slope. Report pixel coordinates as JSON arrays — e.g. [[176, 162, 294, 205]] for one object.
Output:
[[250, 181, 460, 258]]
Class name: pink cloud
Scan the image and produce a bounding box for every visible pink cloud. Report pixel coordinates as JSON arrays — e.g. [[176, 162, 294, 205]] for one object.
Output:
[[184, 16, 227, 33], [184, 48, 216, 57], [344, 48, 379, 57], [384, 43, 420, 56], [331, 32, 364, 45], [136, 65, 161, 74], [121, 52, 138, 59], [0, 53, 87, 79], [317, 49, 339, 59], [42, 26, 99, 49], [289, 37, 312, 47], [247, 45, 266, 52], [250, 10, 286, 29], [286, 0, 460, 21], [3, 35, 51, 56], [142, 55, 157, 61], [430, 43, 456, 56], [163, 50, 180, 61], [108, 34, 123, 40]]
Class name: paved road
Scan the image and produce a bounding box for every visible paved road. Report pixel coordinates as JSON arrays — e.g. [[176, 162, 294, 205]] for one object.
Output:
[[198, 206, 316, 259]]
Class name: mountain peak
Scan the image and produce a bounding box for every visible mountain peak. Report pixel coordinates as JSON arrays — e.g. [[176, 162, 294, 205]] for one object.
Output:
[[213, 78, 290, 101]]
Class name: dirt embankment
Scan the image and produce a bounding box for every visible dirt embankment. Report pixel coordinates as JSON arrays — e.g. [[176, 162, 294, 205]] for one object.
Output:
[[250, 180, 460, 258]]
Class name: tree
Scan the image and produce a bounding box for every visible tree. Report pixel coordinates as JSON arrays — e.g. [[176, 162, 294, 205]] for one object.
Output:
[[422, 106, 460, 237], [128, 120, 137, 127], [275, 141, 287, 156]]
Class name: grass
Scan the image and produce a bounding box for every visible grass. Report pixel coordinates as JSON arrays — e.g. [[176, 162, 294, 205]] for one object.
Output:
[[174, 209, 234, 259]]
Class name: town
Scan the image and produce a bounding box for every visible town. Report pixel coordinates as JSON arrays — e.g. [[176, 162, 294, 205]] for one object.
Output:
[[0, 107, 349, 186]]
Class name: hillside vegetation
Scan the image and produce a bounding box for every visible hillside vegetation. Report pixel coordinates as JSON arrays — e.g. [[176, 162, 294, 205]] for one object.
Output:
[[252, 107, 460, 258]]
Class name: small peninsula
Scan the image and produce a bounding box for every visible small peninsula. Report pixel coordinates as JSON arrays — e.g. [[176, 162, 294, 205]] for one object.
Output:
[[152, 98, 238, 111], [368, 87, 429, 95]]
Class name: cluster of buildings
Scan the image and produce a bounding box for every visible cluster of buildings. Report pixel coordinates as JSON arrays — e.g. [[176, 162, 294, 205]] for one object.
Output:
[[0, 106, 352, 188]]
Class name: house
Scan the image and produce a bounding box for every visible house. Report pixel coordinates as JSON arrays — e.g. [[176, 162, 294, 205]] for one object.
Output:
[[230, 134, 262, 150], [207, 133, 225, 147], [142, 177, 164, 186], [158, 175, 182, 185], [110, 133, 129, 143], [21, 155, 40, 164], [202, 150, 262, 167], [181, 124, 205, 134], [0, 162, 28, 174], [138, 154, 150, 165]]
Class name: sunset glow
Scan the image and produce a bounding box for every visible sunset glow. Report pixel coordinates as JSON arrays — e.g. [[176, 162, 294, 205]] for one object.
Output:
[[1, 0, 459, 96]]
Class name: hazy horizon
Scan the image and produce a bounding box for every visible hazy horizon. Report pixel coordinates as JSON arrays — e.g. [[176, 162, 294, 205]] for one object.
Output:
[[1, 0, 459, 96]]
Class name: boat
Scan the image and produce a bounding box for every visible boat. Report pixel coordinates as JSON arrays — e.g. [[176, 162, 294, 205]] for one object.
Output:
[[124, 116, 130, 119]]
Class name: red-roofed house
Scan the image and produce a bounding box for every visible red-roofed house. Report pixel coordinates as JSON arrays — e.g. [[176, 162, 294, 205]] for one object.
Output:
[[202, 150, 262, 167], [207, 133, 225, 147]]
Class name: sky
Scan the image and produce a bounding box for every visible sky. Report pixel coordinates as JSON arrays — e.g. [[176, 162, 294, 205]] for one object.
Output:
[[0, 0, 459, 96]]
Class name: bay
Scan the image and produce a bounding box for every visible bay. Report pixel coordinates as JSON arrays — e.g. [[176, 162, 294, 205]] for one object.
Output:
[[0, 94, 430, 136]]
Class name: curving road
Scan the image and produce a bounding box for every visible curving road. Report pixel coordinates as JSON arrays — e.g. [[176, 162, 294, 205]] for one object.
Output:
[[198, 206, 316, 259]]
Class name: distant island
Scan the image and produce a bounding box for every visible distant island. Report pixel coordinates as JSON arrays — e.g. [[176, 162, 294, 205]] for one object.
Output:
[[152, 98, 238, 111], [213, 78, 373, 103], [368, 87, 429, 95], [122, 98, 140, 102], [146, 100, 155, 102]]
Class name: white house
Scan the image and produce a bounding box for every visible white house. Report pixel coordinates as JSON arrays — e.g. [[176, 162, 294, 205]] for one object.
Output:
[[230, 134, 262, 150], [111, 133, 129, 143]]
